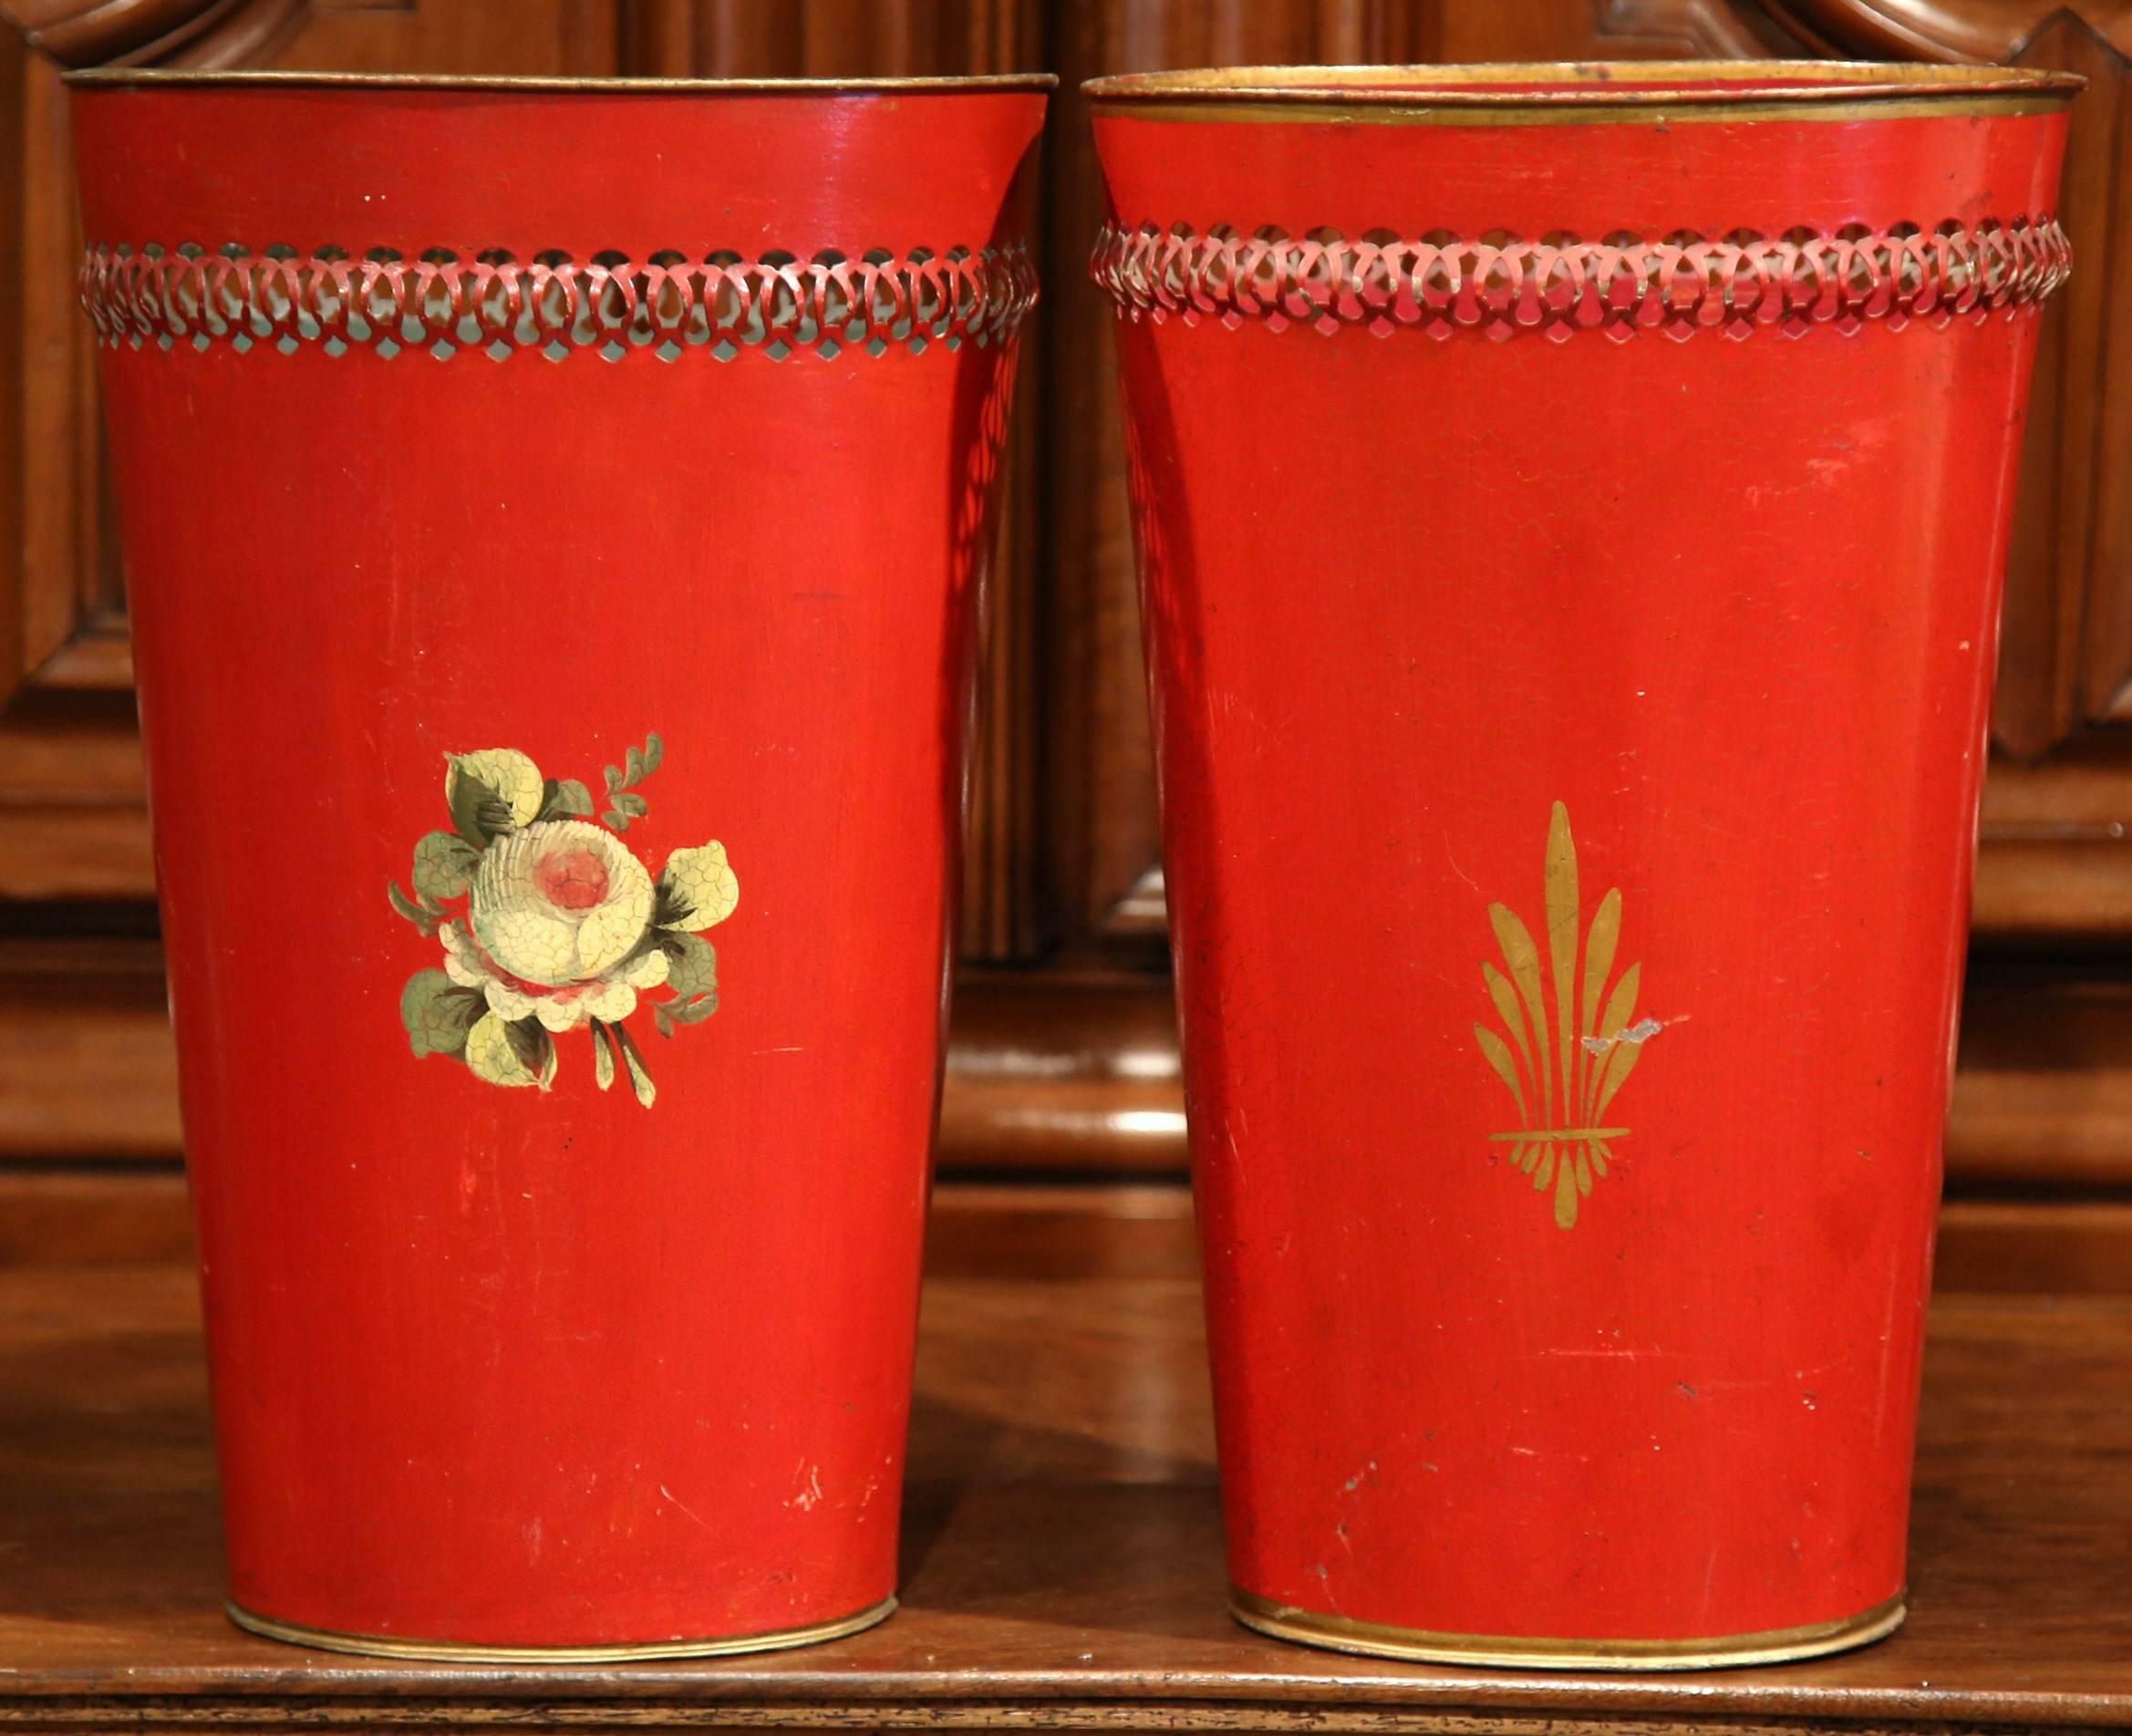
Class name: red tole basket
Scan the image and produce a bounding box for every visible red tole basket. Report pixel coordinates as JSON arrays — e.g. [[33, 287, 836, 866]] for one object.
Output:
[[71, 67, 1049, 1661], [1090, 61, 2076, 1669]]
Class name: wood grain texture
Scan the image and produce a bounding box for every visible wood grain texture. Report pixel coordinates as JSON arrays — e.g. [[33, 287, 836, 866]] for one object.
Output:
[[1735, 0, 2132, 935], [0, 0, 618, 909], [1951, 964, 2132, 1186], [0, 1, 300, 69], [1032, 0, 1726, 946], [9, 0, 2132, 1248], [574, 0, 1049, 958], [14, 945, 2132, 1198], [0, 1266, 2126, 1725], [7, 931, 2132, 1286], [1, 1165, 2125, 1294]]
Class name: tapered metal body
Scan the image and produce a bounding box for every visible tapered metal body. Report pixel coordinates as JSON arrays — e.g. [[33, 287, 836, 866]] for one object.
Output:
[[73, 68, 1048, 1660], [1091, 62, 2075, 1668]]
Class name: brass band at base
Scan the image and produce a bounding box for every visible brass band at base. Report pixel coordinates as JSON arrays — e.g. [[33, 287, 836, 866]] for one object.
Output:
[[226, 1595, 897, 1663], [1229, 1586, 1907, 1670]]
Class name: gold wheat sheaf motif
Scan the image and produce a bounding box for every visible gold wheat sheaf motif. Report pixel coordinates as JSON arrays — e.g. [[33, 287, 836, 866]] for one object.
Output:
[[1475, 803, 1651, 1231]]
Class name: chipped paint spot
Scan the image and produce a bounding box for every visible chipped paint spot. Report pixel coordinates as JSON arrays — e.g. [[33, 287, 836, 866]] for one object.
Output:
[[1340, 1458, 1379, 1493], [1581, 1013, 1686, 1056]]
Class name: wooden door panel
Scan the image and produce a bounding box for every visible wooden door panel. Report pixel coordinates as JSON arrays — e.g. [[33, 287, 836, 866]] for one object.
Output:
[[1041, 0, 1802, 951], [0, 1, 621, 908], [1736, 0, 2132, 933], [0, 0, 1060, 962]]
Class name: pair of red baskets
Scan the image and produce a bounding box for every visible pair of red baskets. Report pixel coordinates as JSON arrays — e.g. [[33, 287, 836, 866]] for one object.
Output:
[[69, 60, 2075, 1668]]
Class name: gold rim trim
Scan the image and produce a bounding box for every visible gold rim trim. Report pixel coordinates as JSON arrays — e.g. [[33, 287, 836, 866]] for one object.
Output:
[[1085, 59, 2079, 126], [65, 69, 1054, 95], [1230, 1587, 1907, 1670], [226, 1595, 896, 1663]]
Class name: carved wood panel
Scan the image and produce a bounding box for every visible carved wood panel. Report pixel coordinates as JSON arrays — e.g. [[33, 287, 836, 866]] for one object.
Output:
[[1727, 1, 2132, 933], [19, 0, 2122, 945], [0, 0, 620, 907], [5, 0, 2132, 1215], [0, 0, 1060, 957], [1041, 0, 1802, 948], [616, 0, 1049, 959], [1045, 0, 2132, 945]]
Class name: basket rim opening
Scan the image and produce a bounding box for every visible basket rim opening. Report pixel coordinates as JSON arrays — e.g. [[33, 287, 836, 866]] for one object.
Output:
[[1082, 60, 2083, 113], [62, 69, 1059, 96]]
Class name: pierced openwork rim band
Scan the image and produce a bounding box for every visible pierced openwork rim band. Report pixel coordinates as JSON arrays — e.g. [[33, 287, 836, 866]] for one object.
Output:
[[227, 1594, 897, 1662], [79, 242, 1038, 363], [1090, 219, 2070, 341], [1231, 1587, 1908, 1670]]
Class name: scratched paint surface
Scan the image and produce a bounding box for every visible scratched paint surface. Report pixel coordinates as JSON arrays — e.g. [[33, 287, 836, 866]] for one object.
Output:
[[1096, 67, 2072, 1655], [78, 75, 1048, 1653]]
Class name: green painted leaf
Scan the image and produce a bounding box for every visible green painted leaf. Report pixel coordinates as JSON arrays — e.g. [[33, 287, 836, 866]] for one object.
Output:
[[541, 778, 594, 820], [504, 1015, 557, 1089], [641, 731, 664, 775], [411, 831, 481, 903], [449, 768, 508, 849], [388, 882, 438, 935], [663, 932, 718, 1001], [616, 790, 649, 818], [614, 1023, 657, 1107], [400, 968, 481, 1058], [603, 807, 631, 832], [592, 1020, 616, 1090]]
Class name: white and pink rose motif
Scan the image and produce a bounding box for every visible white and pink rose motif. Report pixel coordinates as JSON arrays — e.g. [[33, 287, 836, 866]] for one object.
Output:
[[391, 735, 734, 1107]]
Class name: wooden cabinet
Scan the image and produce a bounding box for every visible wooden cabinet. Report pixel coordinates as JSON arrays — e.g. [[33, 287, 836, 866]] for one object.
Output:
[[5, 0, 2130, 1286]]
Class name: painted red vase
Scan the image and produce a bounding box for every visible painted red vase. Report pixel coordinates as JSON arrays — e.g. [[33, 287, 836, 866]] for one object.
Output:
[[1090, 63, 2076, 1668], [71, 68, 1049, 1661]]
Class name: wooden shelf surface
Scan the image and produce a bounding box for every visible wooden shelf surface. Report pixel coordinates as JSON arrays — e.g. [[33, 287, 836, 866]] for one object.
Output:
[[1, 1266, 2129, 1731]]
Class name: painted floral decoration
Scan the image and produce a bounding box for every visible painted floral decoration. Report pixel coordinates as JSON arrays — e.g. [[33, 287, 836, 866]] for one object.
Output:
[[390, 734, 735, 1107]]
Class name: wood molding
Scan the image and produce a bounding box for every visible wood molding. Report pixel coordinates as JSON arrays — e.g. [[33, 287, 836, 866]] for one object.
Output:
[[1754, 0, 2132, 62], [0, 1, 299, 70], [3, 1165, 2126, 1292], [0, 691, 151, 900], [13, 946, 2132, 1204], [0, 0, 1064, 950], [1593, 0, 1805, 54]]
